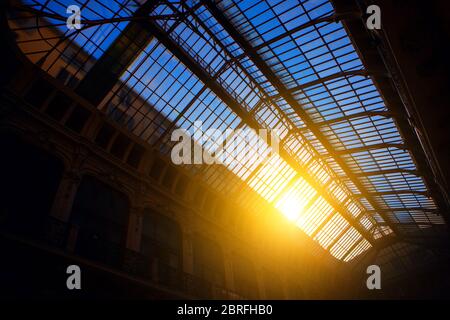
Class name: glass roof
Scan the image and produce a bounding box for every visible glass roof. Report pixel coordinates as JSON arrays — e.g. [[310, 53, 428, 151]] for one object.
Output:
[[8, 0, 447, 262]]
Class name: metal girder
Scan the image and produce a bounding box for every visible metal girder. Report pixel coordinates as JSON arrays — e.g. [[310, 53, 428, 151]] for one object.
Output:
[[269, 69, 385, 100], [332, 143, 407, 155], [373, 234, 449, 254], [299, 110, 391, 130], [309, 210, 338, 239], [202, 0, 403, 238], [146, 27, 258, 126], [355, 190, 431, 197], [354, 168, 420, 177], [329, 0, 450, 226], [366, 208, 439, 213], [401, 233, 450, 240], [374, 233, 450, 253], [401, 237, 450, 250], [75, 0, 159, 105], [308, 143, 407, 161], [137, 9, 376, 244], [153, 85, 208, 147], [350, 246, 381, 270], [378, 222, 438, 226], [341, 236, 365, 261], [168, 1, 380, 246], [269, 172, 302, 204], [8, 2, 178, 26], [286, 70, 372, 93], [326, 223, 352, 251], [237, 11, 361, 56]]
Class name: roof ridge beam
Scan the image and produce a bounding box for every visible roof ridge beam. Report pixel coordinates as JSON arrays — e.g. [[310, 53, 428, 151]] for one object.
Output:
[[202, 0, 403, 236]]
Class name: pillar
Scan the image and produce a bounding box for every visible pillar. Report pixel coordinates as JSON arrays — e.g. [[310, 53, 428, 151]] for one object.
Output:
[[46, 169, 81, 247]]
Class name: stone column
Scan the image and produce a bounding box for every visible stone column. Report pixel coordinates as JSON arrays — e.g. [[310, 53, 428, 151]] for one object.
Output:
[[256, 267, 267, 299], [280, 274, 289, 299], [123, 206, 145, 276], [181, 224, 194, 275], [46, 170, 81, 248], [223, 249, 236, 294], [50, 170, 81, 222], [126, 206, 144, 252]]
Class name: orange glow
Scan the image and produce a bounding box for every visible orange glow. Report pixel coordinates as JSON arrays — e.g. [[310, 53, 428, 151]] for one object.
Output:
[[276, 195, 302, 221], [275, 191, 309, 223]]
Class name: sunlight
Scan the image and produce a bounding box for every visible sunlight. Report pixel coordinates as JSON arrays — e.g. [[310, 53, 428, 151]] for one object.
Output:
[[274, 177, 317, 226], [276, 196, 300, 221], [275, 192, 307, 222]]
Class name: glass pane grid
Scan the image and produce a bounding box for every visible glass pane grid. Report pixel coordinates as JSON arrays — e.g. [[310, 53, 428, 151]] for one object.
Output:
[[11, 0, 448, 263]]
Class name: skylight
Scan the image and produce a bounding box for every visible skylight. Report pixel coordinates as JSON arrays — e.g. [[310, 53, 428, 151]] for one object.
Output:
[[9, 0, 446, 262]]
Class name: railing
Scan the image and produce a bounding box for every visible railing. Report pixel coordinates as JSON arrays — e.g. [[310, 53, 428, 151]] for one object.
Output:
[[3, 67, 246, 300], [42, 217, 244, 299], [125, 250, 243, 299]]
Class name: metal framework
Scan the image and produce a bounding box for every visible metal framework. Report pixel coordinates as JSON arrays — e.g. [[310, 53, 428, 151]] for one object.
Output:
[[6, 0, 448, 262]]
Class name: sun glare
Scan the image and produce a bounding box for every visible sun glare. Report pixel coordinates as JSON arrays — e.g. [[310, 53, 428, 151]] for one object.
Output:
[[275, 193, 304, 222]]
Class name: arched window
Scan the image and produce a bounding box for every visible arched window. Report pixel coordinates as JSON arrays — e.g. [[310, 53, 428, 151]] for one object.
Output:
[[0, 133, 63, 239], [70, 176, 130, 268], [192, 234, 225, 287], [141, 210, 182, 269], [232, 254, 259, 299], [263, 269, 285, 299]]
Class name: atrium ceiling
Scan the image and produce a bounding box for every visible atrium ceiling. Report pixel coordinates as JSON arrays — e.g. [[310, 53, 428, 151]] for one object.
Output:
[[7, 0, 450, 263]]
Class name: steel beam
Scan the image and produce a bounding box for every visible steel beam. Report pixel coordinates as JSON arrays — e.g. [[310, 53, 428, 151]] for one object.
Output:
[[238, 11, 361, 55], [326, 223, 352, 251], [355, 190, 430, 197], [298, 110, 391, 129], [9, 2, 176, 26], [378, 222, 438, 226], [269, 69, 383, 100], [354, 168, 420, 177], [286, 70, 371, 93], [171, 2, 380, 247], [329, 0, 450, 226], [202, 0, 403, 237], [331, 143, 407, 156], [309, 210, 338, 239], [366, 208, 438, 213], [340, 236, 364, 261], [139, 12, 375, 244], [75, 0, 159, 105]]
